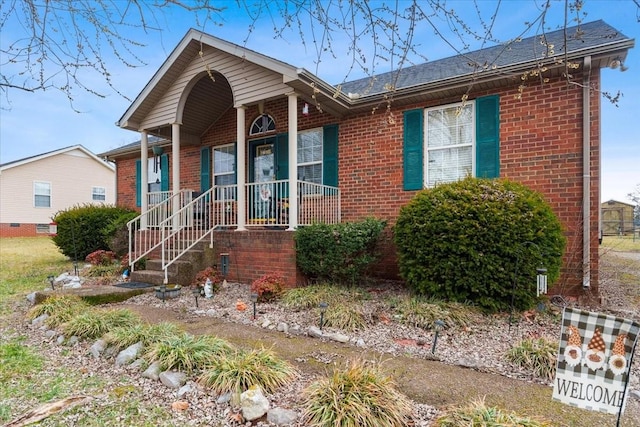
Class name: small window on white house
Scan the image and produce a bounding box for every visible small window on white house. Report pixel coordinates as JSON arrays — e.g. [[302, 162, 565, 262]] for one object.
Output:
[[297, 128, 323, 185], [249, 114, 276, 135], [34, 181, 51, 208], [92, 186, 106, 201], [425, 102, 474, 187], [36, 224, 50, 234], [213, 144, 236, 199]]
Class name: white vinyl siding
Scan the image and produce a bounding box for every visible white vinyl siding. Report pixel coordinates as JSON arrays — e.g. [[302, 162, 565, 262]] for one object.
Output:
[[425, 102, 475, 187], [0, 147, 115, 224], [34, 181, 51, 207], [297, 128, 323, 184], [140, 45, 291, 130]]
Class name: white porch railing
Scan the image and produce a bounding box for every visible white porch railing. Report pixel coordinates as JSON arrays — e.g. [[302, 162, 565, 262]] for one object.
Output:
[[127, 180, 340, 281], [127, 189, 193, 270]]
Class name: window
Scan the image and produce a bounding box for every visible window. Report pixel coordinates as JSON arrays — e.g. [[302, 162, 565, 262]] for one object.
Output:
[[92, 186, 106, 201], [403, 95, 499, 191], [249, 114, 276, 135], [213, 144, 236, 199], [425, 102, 474, 187], [36, 224, 50, 234], [34, 181, 51, 207], [297, 128, 323, 184]]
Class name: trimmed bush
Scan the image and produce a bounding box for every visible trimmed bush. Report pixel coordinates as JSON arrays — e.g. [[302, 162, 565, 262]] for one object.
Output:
[[295, 217, 387, 283], [52, 204, 137, 261], [394, 177, 565, 313]]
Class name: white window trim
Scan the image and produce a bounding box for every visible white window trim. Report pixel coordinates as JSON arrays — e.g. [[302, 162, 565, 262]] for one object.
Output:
[[249, 114, 276, 136], [213, 143, 237, 200], [424, 101, 476, 187], [92, 186, 106, 201], [34, 181, 51, 208], [297, 127, 323, 184]]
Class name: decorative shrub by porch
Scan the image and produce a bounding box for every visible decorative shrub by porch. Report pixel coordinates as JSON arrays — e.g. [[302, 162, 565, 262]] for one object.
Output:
[[52, 204, 137, 261], [251, 272, 285, 302], [295, 217, 387, 283], [394, 177, 565, 313]]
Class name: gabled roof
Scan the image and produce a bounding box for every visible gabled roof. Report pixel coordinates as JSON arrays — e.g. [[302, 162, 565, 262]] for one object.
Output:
[[117, 28, 302, 130], [602, 199, 636, 207], [115, 19, 633, 141], [0, 145, 115, 172]]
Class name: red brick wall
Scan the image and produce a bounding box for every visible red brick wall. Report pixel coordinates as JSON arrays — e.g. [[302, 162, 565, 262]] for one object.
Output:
[[211, 230, 304, 288], [0, 223, 38, 237], [114, 68, 601, 297]]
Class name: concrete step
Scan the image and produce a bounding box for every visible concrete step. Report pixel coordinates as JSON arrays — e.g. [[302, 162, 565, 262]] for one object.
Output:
[[131, 239, 216, 287]]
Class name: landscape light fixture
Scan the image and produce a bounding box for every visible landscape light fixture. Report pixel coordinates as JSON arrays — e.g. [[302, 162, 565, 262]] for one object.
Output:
[[47, 275, 55, 290], [160, 285, 166, 303], [220, 253, 229, 276], [319, 302, 329, 331], [250, 293, 258, 320], [431, 319, 445, 354], [192, 285, 201, 308]]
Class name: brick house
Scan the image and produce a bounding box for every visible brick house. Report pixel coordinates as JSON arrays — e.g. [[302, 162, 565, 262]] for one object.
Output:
[[101, 20, 633, 298], [1, 145, 115, 237]]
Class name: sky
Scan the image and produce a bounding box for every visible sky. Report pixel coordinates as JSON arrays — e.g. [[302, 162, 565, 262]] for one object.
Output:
[[0, 0, 638, 203]]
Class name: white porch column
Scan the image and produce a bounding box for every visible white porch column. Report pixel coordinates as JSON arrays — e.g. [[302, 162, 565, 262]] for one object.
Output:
[[172, 123, 181, 230], [140, 130, 149, 229], [287, 92, 298, 230], [236, 106, 247, 231]]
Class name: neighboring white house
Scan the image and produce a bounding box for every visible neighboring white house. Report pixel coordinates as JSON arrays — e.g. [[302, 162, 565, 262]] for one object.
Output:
[[0, 145, 115, 237]]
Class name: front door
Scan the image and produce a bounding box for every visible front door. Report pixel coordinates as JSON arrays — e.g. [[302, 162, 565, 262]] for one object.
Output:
[[249, 138, 276, 222]]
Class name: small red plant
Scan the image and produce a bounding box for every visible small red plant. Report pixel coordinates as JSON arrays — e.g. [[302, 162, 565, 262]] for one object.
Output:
[[85, 250, 117, 266], [250, 273, 285, 302], [192, 267, 222, 292]]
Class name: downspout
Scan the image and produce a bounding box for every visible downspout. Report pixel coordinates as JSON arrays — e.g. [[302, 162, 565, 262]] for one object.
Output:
[[582, 56, 592, 289]]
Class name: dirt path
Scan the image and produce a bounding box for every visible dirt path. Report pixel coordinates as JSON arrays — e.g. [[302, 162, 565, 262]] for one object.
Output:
[[121, 304, 635, 427]]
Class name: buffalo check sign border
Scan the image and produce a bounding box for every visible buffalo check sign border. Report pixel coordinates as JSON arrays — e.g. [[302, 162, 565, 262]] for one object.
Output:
[[553, 307, 639, 415]]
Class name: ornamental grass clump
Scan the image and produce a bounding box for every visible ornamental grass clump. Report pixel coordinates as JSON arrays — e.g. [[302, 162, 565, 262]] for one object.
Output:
[[197, 347, 297, 395], [506, 337, 558, 380], [282, 283, 368, 310], [301, 358, 413, 427], [26, 294, 89, 327], [324, 303, 368, 332], [146, 333, 233, 373], [436, 397, 551, 426], [103, 322, 183, 351], [61, 308, 141, 339], [389, 296, 472, 330]]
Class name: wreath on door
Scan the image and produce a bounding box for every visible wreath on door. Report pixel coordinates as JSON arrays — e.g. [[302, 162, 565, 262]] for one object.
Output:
[[259, 184, 271, 201]]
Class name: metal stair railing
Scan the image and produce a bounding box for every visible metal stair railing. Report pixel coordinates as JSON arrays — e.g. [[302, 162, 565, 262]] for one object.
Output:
[[127, 190, 193, 272], [159, 187, 216, 284]]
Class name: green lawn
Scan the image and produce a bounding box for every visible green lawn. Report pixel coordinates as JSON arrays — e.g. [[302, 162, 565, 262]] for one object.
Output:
[[0, 237, 72, 309], [600, 235, 640, 252]]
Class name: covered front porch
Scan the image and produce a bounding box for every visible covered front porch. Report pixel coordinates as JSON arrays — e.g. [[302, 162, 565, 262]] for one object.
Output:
[[127, 180, 340, 285]]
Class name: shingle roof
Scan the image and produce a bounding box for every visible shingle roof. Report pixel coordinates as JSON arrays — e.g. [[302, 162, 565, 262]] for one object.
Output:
[[340, 20, 630, 96]]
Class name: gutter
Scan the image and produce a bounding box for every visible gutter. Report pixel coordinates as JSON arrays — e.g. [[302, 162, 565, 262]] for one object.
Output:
[[582, 56, 592, 289]]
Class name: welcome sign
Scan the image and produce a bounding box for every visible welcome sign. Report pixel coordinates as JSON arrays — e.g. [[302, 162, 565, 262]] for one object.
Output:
[[553, 308, 639, 415]]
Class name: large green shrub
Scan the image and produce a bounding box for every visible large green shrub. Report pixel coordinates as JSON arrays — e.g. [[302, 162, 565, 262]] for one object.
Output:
[[295, 217, 387, 283], [52, 205, 137, 261], [102, 211, 138, 256], [394, 177, 565, 313]]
